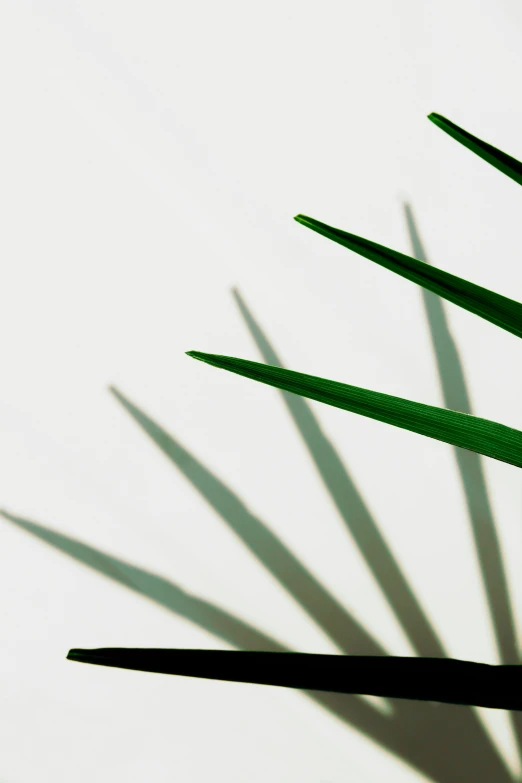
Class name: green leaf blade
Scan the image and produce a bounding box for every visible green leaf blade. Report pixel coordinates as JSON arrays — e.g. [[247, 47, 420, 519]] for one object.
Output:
[[294, 214, 522, 340], [67, 647, 522, 711], [428, 113, 522, 187], [186, 352, 522, 469]]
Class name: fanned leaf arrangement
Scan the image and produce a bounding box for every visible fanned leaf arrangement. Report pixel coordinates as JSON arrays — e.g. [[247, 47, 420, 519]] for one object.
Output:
[[186, 351, 522, 469], [67, 648, 522, 712], [67, 111, 522, 714]]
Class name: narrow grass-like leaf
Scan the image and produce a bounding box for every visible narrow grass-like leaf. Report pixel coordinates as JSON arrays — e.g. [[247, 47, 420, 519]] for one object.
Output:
[[294, 214, 522, 340], [2, 513, 508, 780], [428, 113, 522, 187], [186, 352, 522, 469], [67, 648, 522, 711]]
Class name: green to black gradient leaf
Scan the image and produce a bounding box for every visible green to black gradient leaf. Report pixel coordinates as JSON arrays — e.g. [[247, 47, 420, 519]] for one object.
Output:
[[293, 215, 522, 340], [186, 352, 522, 469], [8, 512, 509, 783], [67, 648, 522, 712], [428, 113, 522, 187]]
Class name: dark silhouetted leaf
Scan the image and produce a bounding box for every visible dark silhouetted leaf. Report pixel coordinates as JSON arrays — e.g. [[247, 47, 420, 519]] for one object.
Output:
[[67, 648, 522, 711]]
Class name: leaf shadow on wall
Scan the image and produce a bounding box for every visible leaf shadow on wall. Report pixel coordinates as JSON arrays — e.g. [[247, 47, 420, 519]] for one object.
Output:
[[2, 203, 519, 783]]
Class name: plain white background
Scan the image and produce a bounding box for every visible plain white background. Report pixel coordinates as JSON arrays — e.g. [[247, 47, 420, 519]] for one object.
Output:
[[1, 0, 521, 780]]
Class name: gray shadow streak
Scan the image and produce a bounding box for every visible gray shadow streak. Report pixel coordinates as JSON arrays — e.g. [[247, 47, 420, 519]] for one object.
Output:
[[230, 290, 514, 781], [1, 509, 275, 651], [108, 387, 384, 659], [0, 510, 406, 767], [232, 288, 444, 659], [1, 509, 511, 783], [108, 386, 510, 782], [404, 201, 522, 767]]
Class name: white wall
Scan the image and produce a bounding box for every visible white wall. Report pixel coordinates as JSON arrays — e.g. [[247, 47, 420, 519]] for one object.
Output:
[[0, 0, 521, 780]]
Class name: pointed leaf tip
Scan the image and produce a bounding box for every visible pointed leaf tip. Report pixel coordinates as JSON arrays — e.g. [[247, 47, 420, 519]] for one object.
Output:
[[427, 111, 522, 187], [67, 648, 112, 665], [109, 385, 125, 402], [67, 649, 86, 661], [290, 212, 522, 339], [186, 351, 215, 365]]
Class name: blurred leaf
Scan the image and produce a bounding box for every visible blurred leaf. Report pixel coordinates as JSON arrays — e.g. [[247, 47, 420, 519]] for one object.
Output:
[[404, 202, 521, 663], [12, 511, 507, 783], [186, 352, 522, 469], [233, 287, 445, 659], [428, 113, 522, 186], [293, 214, 522, 340], [109, 386, 382, 657], [67, 648, 522, 711], [0, 508, 284, 652]]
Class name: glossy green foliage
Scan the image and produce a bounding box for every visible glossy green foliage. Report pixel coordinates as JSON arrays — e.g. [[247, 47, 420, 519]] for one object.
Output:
[[293, 214, 522, 340], [428, 113, 522, 187], [66, 112, 522, 717], [187, 351, 522, 469]]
